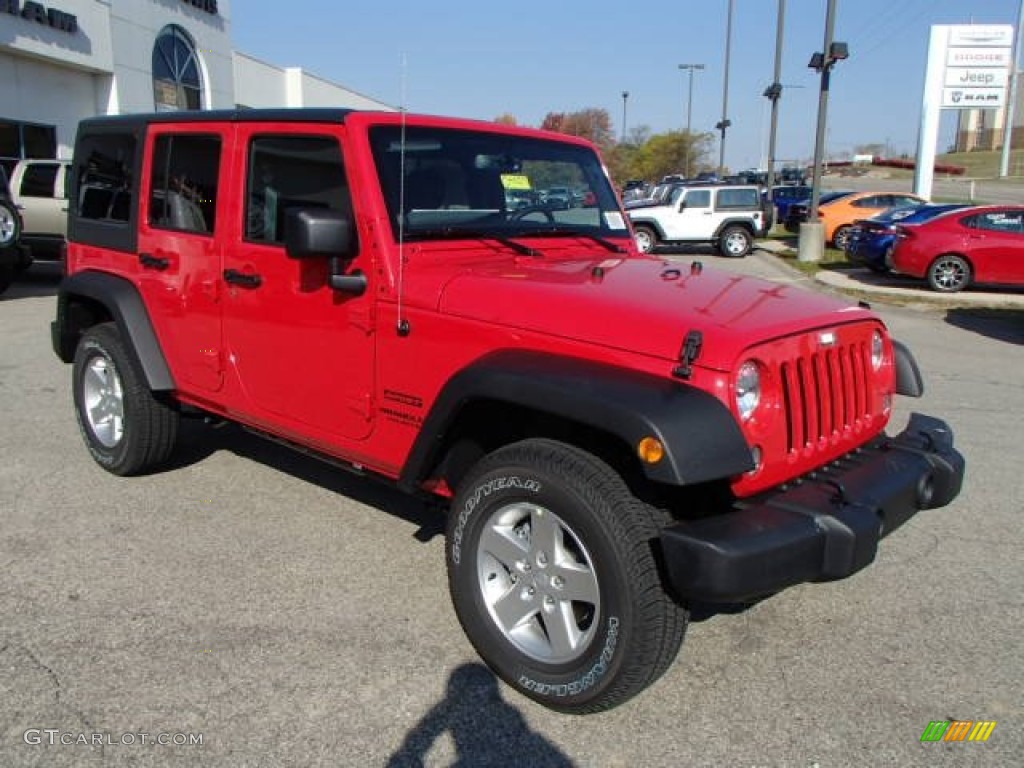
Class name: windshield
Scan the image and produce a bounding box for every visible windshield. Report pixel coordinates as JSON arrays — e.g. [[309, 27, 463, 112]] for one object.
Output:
[[369, 125, 629, 242]]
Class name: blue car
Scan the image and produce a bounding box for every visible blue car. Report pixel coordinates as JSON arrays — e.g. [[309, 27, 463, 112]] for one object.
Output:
[[769, 185, 811, 223], [845, 204, 969, 272]]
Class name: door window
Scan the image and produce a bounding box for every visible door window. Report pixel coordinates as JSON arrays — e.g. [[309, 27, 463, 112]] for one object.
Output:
[[19, 164, 59, 198], [148, 134, 221, 235], [244, 135, 352, 246], [683, 190, 711, 209]]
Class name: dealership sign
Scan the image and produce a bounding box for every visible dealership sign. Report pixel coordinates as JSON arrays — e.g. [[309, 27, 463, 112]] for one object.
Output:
[[940, 25, 1014, 110], [915, 24, 1016, 199], [1, 0, 77, 33]]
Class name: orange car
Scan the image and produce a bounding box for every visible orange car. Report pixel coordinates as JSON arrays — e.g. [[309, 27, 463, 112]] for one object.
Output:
[[819, 191, 927, 249]]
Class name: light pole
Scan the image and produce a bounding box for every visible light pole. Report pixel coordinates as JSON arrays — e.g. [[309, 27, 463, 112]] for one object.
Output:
[[764, 0, 787, 192], [621, 90, 629, 143], [999, 0, 1024, 176], [798, 0, 849, 262], [717, 0, 735, 176], [678, 63, 704, 176]]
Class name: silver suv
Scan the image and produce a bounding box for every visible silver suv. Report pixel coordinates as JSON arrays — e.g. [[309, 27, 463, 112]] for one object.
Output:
[[627, 184, 768, 257]]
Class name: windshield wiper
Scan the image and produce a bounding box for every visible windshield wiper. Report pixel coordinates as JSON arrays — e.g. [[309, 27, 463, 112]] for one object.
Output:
[[512, 226, 627, 254], [402, 227, 541, 257]]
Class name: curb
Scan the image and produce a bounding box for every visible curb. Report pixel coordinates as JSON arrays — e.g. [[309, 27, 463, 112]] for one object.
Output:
[[753, 240, 1024, 310]]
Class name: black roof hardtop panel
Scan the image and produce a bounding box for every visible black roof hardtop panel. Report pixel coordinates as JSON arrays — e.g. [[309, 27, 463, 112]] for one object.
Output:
[[77, 108, 357, 131]]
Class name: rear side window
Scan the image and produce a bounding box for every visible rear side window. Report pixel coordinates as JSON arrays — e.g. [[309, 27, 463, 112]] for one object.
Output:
[[245, 135, 351, 245], [19, 164, 59, 198], [75, 132, 137, 223], [716, 188, 759, 210], [148, 134, 221, 235]]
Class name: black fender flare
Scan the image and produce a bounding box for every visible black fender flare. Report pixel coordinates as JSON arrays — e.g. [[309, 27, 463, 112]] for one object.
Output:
[[628, 217, 667, 241], [52, 270, 175, 391], [712, 218, 757, 240], [399, 350, 753, 491], [893, 339, 924, 397]]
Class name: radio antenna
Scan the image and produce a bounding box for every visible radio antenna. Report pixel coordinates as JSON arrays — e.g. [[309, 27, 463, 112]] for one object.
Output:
[[396, 53, 411, 337]]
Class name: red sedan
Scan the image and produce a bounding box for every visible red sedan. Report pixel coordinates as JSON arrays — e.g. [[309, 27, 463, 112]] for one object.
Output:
[[889, 205, 1024, 292]]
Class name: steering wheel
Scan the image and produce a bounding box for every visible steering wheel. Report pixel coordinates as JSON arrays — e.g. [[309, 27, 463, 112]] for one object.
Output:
[[509, 205, 556, 223]]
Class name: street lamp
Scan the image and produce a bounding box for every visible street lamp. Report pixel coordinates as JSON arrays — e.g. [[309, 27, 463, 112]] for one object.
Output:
[[678, 63, 704, 177], [621, 90, 629, 142]]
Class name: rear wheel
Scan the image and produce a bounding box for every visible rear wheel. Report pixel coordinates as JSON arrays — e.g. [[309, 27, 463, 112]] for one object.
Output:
[[72, 322, 179, 475], [0, 199, 20, 249], [633, 225, 658, 254], [718, 226, 752, 258], [927, 253, 971, 293], [446, 438, 687, 713], [832, 225, 853, 251]]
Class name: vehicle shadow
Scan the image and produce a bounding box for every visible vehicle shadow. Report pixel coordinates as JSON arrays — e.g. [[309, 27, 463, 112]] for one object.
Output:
[[168, 419, 446, 542], [386, 663, 575, 768], [944, 307, 1024, 345], [1, 261, 62, 299]]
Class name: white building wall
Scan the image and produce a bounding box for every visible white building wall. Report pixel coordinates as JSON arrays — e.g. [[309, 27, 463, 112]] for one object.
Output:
[[109, 0, 234, 112], [0, 51, 101, 158], [2, 0, 394, 162], [231, 52, 288, 108], [233, 52, 395, 112]]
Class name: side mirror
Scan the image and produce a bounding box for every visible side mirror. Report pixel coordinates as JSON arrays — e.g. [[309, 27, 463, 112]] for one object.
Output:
[[283, 207, 366, 296], [284, 207, 354, 259]]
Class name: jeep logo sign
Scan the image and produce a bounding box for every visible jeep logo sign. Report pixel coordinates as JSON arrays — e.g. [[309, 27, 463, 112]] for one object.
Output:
[[1, 0, 77, 33]]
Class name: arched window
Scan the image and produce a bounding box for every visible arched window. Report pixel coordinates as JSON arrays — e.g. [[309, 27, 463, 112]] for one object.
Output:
[[152, 26, 202, 111]]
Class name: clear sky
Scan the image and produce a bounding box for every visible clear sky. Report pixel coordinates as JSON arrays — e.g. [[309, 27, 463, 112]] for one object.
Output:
[[232, 0, 1022, 172]]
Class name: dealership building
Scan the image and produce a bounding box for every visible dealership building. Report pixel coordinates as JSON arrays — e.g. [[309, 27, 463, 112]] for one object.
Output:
[[1, 0, 394, 169]]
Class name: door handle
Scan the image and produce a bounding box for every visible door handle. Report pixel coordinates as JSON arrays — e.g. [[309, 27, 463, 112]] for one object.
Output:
[[139, 253, 170, 270], [223, 268, 262, 288]]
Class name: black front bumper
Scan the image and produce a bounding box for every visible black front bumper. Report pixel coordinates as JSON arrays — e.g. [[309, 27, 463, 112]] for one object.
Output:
[[660, 413, 965, 603]]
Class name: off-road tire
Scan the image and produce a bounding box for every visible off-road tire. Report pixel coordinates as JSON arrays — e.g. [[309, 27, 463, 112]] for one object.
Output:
[[446, 438, 687, 714], [718, 225, 752, 258], [72, 322, 179, 475], [633, 225, 659, 254]]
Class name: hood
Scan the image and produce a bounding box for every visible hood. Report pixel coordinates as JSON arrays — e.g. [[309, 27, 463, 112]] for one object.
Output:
[[432, 253, 874, 371]]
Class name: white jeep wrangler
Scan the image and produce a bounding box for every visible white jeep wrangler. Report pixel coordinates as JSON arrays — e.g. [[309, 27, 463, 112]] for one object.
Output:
[[627, 184, 768, 257]]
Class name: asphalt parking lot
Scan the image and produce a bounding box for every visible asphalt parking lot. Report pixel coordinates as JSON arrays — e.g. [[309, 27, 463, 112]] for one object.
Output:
[[1, 259, 1021, 767]]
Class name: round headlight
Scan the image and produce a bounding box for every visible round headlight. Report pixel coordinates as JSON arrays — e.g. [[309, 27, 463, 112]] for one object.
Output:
[[735, 360, 762, 421], [871, 331, 885, 370]]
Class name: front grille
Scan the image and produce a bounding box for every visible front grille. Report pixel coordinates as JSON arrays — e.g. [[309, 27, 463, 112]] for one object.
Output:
[[779, 340, 872, 455]]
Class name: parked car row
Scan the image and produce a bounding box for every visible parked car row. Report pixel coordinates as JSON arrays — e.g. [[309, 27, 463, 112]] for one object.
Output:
[[842, 201, 1024, 293]]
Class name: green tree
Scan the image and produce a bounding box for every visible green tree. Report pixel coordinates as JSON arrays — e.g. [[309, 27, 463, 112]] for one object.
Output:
[[631, 131, 714, 183], [494, 113, 518, 125]]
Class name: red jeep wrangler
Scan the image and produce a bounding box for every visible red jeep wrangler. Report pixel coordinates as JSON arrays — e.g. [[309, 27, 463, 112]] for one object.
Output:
[[52, 109, 964, 713]]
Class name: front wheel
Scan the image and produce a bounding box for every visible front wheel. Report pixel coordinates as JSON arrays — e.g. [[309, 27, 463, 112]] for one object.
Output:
[[633, 225, 658, 253], [718, 226, 752, 258], [446, 439, 687, 713], [72, 322, 179, 475], [927, 253, 971, 293]]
